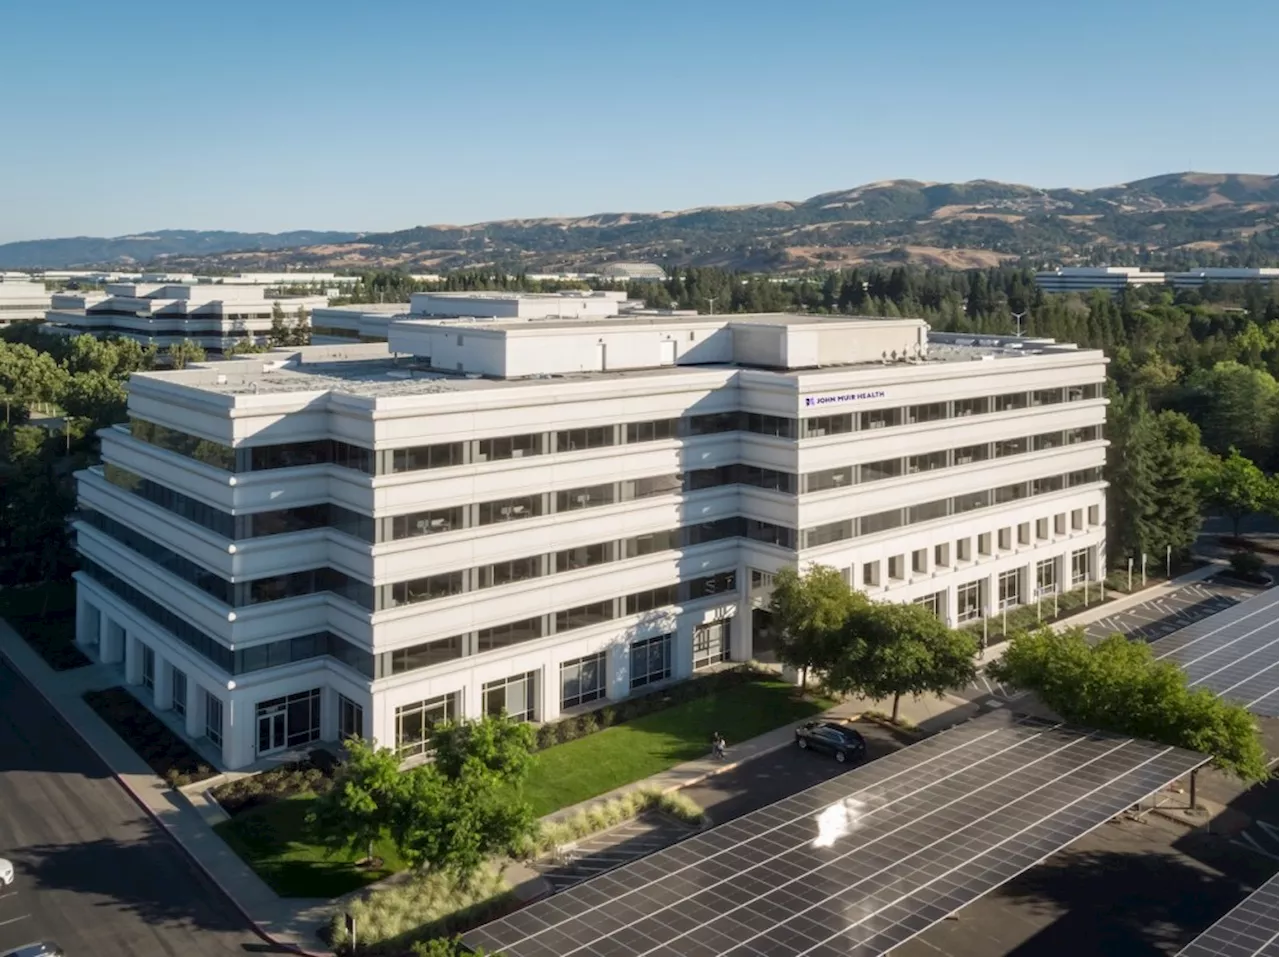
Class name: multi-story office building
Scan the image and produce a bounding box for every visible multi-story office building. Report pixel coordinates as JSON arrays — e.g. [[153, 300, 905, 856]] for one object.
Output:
[[44, 282, 328, 353], [1164, 267, 1280, 288], [1034, 267, 1166, 294], [0, 278, 53, 326], [71, 314, 1108, 769]]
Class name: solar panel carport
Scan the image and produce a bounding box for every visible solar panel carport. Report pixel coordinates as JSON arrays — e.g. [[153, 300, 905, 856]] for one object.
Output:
[[1176, 872, 1279, 957], [1149, 589, 1279, 717], [464, 710, 1206, 957]]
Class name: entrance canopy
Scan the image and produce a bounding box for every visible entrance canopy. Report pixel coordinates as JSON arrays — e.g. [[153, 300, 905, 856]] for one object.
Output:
[[464, 710, 1206, 957]]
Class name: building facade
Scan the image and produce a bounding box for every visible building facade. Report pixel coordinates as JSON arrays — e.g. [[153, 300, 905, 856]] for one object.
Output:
[[0, 279, 53, 326], [71, 315, 1108, 769], [1033, 267, 1167, 294], [1164, 268, 1280, 288]]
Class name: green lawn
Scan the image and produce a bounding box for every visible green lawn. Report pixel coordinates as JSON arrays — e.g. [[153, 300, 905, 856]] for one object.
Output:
[[0, 580, 88, 671], [523, 679, 833, 816], [213, 794, 404, 898]]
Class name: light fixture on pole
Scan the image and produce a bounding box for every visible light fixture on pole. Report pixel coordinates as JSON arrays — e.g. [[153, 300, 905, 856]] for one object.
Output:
[[1011, 311, 1027, 337]]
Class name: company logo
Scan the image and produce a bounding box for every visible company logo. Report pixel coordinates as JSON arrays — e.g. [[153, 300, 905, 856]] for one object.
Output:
[[804, 389, 886, 408]]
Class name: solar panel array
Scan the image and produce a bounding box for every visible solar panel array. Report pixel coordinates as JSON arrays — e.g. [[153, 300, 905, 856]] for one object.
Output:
[[464, 711, 1206, 957], [1149, 589, 1279, 717], [1177, 872, 1279, 957]]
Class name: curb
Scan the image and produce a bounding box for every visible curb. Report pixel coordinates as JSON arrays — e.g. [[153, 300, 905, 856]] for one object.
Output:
[[0, 644, 331, 957]]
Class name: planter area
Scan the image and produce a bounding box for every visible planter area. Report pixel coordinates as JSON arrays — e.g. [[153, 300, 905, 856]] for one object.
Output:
[[83, 687, 215, 786], [0, 581, 89, 672]]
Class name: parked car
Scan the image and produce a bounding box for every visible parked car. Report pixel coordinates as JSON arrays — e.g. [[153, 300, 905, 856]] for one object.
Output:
[[795, 721, 867, 763], [0, 858, 13, 886], [2, 944, 65, 957]]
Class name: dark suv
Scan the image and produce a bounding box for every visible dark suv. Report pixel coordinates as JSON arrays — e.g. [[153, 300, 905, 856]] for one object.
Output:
[[795, 721, 867, 763]]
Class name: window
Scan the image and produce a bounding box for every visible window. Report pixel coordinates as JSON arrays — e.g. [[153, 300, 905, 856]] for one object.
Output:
[[994, 482, 1028, 504], [625, 585, 679, 615], [625, 474, 682, 499], [934, 543, 950, 567], [686, 467, 731, 491], [557, 427, 614, 451], [560, 654, 606, 710], [393, 505, 464, 539], [908, 402, 948, 425], [626, 419, 679, 443], [1066, 385, 1086, 402], [912, 549, 928, 574], [1034, 431, 1065, 451], [556, 600, 615, 632], [803, 521, 853, 548], [477, 617, 543, 652], [743, 413, 796, 438], [1088, 505, 1100, 526], [1069, 467, 1103, 487], [392, 442, 464, 472], [860, 408, 901, 431], [957, 581, 984, 622], [391, 571, 466, 606], [556, 542, 613, 572], [382, 635, 463, 676], [256, 689, 322, 751], [952, 444, 989, 466], [684, 571, 737, 600], [475, 433, 541, 461], [736, 465, 795, 493], [338, 694, 364, 740], [915, 591, 945, 619], [1018, 522, 1031, 545], [630, 634, 672, 690], [1036, 558, 1058, 594], [687, 412, 738, 435], [1072, 548, 1091, 585], [1033, 475, 1065, 495], [693, 621, 731, 670], [863, 561, 881, 587], [626, 529, 679, 557], [956, 538, 971, 562], [859, 458, 903, 483], [997, 527, 1012, 550], [908, 499, 950, 524], [804, 466, 853, 492], [1065, 426, 1098, 445], [205, 693, 223, 746], [130, 418, 235, 470], [994, 392, 1028, 412], [140, 643, 155, 692], [1032, 388, 1064, 406], [1071, 508, 1083, 531], [478, 495, 542, 524], [803, 414, 853, 438], [1054, 513, 1067, 535], [556, 483, 615, 512], [977, 532, 992, 556], [171, 668, 187, 717], [952, 489, 990, 513], [860, 508, 903, 535], [478, 557, 541, 589], [998, 570, 1021, 608], [994, 437, 1028, 458], [1035, 518, 1049, 540], [742, 520, 796, 549], [887, 555, 906, 581], [954, 396, 989, 418], [907, 450, 948, 474], [396, 692, 460, 757]]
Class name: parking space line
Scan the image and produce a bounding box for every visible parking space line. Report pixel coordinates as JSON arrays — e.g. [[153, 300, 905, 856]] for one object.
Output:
[[0, 913, 31, 928]]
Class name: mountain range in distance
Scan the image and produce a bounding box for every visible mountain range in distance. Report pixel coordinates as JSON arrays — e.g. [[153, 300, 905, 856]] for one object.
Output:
[[2, 171, 1275, 274]]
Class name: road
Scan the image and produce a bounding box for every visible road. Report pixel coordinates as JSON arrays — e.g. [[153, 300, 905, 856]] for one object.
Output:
[[0, 657, 271, 957]]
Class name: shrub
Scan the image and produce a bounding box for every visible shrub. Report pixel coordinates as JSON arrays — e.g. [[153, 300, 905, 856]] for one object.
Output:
[[83, 687, 217, 785], [519, 786, 707, 860], [1228, 550, 1267, 581], [211, 752, 337, 816], [534, 724, 558, 750]]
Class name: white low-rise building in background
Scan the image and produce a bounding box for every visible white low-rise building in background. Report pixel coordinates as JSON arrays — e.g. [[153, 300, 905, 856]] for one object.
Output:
[[71, 313, 1108, 769], [0, 278, 53, 326]]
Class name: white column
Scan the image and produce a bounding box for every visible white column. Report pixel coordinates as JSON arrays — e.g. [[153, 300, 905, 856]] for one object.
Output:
[[607, 643, 631, 701], [320, 688, 339, 741], [76, 596, 100, 649], [153, 655, 172, 710], [185, 681, 204, 738], [101, 619, 124, 664], [672, 617, 696, 682], [123, 634, 142, 685], [731, 578, 753, 661], [223, 697, 253, 770], [539, 668, 561, 723]]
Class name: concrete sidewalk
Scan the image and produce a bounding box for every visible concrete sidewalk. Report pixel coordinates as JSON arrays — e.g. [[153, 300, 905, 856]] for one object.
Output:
[[0, 619, 332, 955]]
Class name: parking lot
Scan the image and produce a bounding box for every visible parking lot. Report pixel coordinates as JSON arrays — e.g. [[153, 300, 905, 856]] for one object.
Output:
[[1083, 578, 1256, 645]]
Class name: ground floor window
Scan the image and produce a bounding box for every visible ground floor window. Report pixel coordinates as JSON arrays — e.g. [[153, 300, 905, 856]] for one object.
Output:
[[1036, 558, 1058, 594], [172, 668, 187, 717], [1071, 548, 1091, 586], [693, 621, 731, 670], [255, 688, 321, 754], [484, 672, 537, 722], [914, 591, 945, 620], [395, 692, 460, 758], [205, 692, 223, 747], [630, 633, 673, 690], [338, 694, 364, 740], [957, 581, 983, 622], [140, 643, 155, 692], [560, 653, 606, 710], [998, 570, 1021, 609]]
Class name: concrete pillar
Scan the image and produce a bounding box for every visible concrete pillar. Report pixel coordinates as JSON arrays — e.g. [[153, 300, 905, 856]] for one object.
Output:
[[153, 655, 172, 711], [101, 619, 124, 665], [539, 669, 560, 723], [607, 643, 631, 702], [77, 597, 100, 649], [462, 681, 484, 720], [320, 688, 339, 741], [123, 634, 142, 685], [223, 697, 252, 770], [185, 680, 204, 739], [672, 618, 695, 682]]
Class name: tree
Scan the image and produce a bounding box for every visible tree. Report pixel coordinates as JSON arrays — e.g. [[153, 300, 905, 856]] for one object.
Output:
[[60, 372, 128, 430], [429, 712, 536, 782], [289, 306, 311, 346], [307, 737, 405, 866], [168, 339, 206, 369], [1179, 361, 1279, 471], [825, 601, 979, 721], [989, 628, 1270, 782], [1199, 447, 1279, 537], [768, 564, 866, 687], [268, 302, 289, 347]]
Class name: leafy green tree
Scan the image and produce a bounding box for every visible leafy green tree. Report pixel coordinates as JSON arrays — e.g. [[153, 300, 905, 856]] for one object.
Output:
[[167, 339, 206, 370], [429, 713, 536, 783], [307, 737, 405, 865], [1199, 447, 1279, 537], [1179, 361, 1279, 471], [412, 936, 499, 956], [768, 564, 866, 687], [989, 628, 1270, 782], [61, 372, 128, 430], [826, 601, 979, 721]]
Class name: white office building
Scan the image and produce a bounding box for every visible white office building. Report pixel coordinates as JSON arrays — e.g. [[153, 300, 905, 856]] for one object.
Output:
[[71, 314, 1108, 770], [1164, 268, 1279, 288], [1034, 267, 1167, 294], [45, 282, 328, 353], [0, 279, 53, 326]]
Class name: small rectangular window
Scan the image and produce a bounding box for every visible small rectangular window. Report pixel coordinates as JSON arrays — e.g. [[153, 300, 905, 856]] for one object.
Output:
[[860, 408, 902, 431], [862, 561, 881, 587], [1018, 522, 1031, 545], [1088, 505, 1100, 526], [934, 543, 950, 567], [997, 527, 1012, 551], [912, 549, 928, 574], [977, 533, 992, 556], [887, 555, 905, 581], [1071, 509, 1084, 531], [1054, 513, 1067, 535], [859, 458, 903, 483], [1035, 518, 1049, 540], [956, 538, 971, 562]]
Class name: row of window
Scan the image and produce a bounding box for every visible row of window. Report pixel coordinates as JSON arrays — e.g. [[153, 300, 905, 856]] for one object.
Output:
[[124, 382, 1103, 478], [802, 467, 1105, 549], [373, 573, 736, 680], [953, 549, 1093, 621]]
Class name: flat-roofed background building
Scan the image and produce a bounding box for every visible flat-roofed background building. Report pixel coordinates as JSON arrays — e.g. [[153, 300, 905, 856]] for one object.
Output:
[[71, 313, 1108, 769], [0, 277, 53, 326], [1034, 266, 1167, 294]]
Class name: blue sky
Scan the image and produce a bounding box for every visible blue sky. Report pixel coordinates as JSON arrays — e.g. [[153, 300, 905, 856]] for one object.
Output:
[[1, 0, 1276, 242]]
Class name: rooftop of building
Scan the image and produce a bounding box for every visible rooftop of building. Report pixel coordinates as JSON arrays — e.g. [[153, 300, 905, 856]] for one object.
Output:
[[313, 302, 412, 314]]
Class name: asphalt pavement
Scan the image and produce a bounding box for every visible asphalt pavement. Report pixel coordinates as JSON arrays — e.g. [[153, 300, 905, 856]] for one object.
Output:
[[1083, 578, 1257, 645], [0, 656, 274, 957]]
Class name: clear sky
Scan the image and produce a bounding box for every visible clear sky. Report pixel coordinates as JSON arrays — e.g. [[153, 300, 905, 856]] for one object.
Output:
[[1, 0, 1276, 243]]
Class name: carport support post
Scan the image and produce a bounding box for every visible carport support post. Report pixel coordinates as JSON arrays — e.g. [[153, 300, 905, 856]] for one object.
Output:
[[1189, 769, 1198, 813]]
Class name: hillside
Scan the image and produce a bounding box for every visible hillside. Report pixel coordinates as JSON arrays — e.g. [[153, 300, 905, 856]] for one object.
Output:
[[2, 173, 1274, 273], [0, 229, 361, 270]]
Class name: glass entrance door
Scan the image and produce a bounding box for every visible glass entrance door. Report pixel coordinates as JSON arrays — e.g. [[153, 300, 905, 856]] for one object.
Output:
[[257, 704, 287, 755]]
